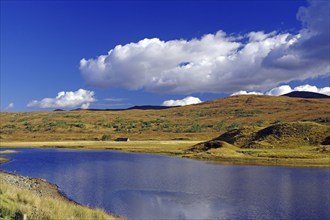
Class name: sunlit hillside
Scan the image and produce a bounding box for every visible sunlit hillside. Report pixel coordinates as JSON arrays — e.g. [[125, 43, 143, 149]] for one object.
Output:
[[1, 95, 329, 142]]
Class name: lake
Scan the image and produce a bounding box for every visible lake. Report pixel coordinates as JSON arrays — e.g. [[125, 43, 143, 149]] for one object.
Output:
[[1, 148, 329, 219]]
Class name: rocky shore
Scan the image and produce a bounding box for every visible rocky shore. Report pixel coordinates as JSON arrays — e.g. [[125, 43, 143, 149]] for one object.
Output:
[[0, 170, 74, 203]]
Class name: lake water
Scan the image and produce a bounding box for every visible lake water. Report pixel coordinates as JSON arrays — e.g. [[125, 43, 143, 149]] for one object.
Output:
[[1, 148, 329, 219]]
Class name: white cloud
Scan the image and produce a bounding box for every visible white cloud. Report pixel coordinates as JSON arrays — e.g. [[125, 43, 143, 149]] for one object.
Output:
[[80, 0, 329, 94], [80, 103, 90, 109], [266, 84, 330, 96], [230, 91, 263, 96], [162, 96, 202, 106], [231, 84, 330, 96], [318, 87, 330, 96], [265, 85, 293, 96], [27, 89, 95, 109]]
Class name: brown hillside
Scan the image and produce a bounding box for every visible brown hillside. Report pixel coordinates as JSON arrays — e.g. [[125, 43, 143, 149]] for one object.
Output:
[[1, 95, 329, 141], [185, 122, 330, 167], [212, 122, 330, 149]]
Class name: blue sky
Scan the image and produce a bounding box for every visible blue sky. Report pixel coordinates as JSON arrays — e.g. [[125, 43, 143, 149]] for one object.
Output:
[[1, 0, 329, 111]]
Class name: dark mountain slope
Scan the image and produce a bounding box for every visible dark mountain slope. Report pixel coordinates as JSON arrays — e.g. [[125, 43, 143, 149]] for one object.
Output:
[[282, 91, 329, 98]]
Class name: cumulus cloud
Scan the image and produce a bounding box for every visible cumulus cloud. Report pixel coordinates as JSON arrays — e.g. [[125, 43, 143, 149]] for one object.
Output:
[[230, 91, 263, 96], [162, 96, 202, 106], [231, 84, 330, 96], [27, 89, 95, 109], [267, 84, 330, 96], [80, 0, 329, 94], [263, 0, 329, 71], [265, 85, 293, 96], [80, 103, 90, 109]]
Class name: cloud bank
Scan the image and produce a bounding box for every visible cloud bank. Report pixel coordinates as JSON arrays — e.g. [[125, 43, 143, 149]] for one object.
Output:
[[80, 0, 329, 94], [162, 96, 202, 106], [231, 84, 330, 96], [27, 89, 95, 109]]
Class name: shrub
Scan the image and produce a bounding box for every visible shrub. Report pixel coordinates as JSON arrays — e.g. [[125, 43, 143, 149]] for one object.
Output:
[[70, 122, 85, 128], [2, 124, 16, 129], [226, 123, 239, 131], [187, 123, 202, 133], [214, 121, 225, 132], [254, 121, 264, 127], [101, 134, 111, 141]]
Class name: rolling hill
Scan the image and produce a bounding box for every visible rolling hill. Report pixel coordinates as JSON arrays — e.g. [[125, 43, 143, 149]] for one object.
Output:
[[189, 121, 329, 151], [1, 95, 329, 142]]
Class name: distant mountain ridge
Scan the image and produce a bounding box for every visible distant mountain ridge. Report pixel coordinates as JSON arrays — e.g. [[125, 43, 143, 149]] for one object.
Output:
[[67, 105, 174, 112], [282, 91, 329, 99]]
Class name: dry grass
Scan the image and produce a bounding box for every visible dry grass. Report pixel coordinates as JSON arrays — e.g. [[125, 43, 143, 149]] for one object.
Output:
[[1, 138, 329, 167], [185, 122, 330, 167], [0, 150, 18, 154], [184, 145, 330, 167], [1, 95, 329, 167], [1, 95, 329, 142], [0, 140, 201, 156], [0, 150, 17, 164], [0, 157, 10, 164], [0, 182, 122, 220]]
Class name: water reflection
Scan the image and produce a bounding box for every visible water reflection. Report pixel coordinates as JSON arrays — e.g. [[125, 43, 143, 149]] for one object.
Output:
[[1, 148, 329, 219]]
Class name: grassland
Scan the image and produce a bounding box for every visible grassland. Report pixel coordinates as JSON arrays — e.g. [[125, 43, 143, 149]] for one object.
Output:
[[0, 157, 10, 164], [0, 95, 329, 167], [0, 150, 17, 167], [1, 121, 329, 167], [0, 150, 18, 154], [0, 140, 200, 155], [1, 95, 329, 142], [185, 122, 330, 167]]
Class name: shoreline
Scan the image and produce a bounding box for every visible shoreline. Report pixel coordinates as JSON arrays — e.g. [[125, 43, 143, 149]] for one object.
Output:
[[0, 141, 328, 218], [0, 170, 76, 203], [1, 140, 329, 168], [0, 169, 121, 219], [0, 152, 122, 219]]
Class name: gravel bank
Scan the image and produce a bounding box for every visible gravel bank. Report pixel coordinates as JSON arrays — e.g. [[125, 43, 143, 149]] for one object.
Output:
[[0, 171, 74, 203]]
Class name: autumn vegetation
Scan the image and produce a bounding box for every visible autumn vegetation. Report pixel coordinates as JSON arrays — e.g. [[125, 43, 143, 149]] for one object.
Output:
[[1, 95, 329, 142], [1, 95, 329, 167]]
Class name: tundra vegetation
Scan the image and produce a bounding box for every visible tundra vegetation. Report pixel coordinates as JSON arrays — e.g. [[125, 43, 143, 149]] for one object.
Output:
[[186, 121, 330, 167], [1, 95, 329, 142], [1, 95, 329, 167]]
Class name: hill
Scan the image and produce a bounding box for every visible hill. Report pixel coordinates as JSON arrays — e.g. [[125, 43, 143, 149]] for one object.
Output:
[[185, 122, 330, 167], [71, 105, 174, 111], [1, 95, 329, 142], [282, 91, 329, 98], [189, 122, 329, 151]]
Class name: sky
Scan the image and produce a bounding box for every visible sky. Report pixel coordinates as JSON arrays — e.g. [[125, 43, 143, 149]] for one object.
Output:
[[1, 0, 329, 111]]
